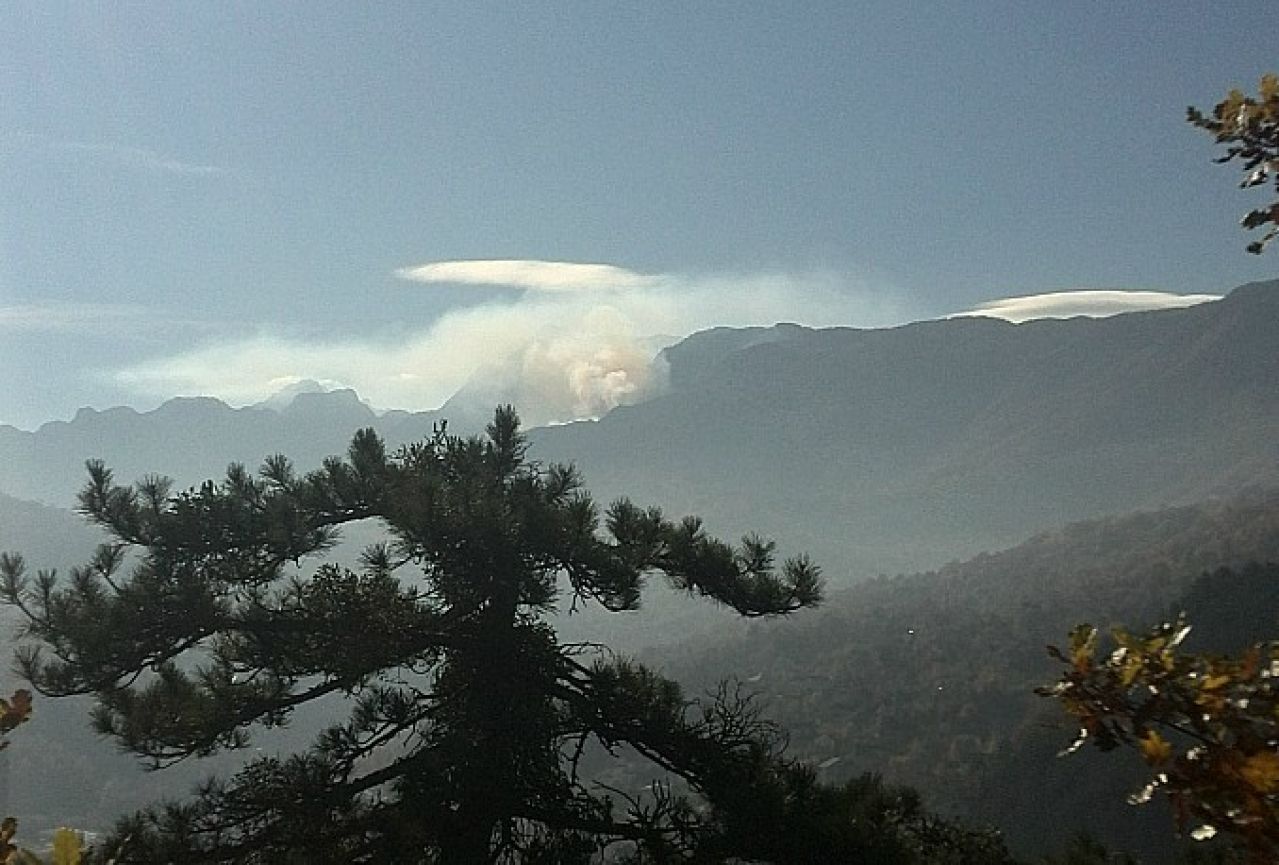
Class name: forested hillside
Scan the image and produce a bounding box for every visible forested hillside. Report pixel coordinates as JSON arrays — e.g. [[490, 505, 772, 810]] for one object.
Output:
[[648, 488, 1279, 860]]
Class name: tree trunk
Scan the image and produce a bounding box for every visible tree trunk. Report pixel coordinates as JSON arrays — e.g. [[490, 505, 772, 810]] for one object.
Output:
[[439, 581, 521, 863], [439, 800, 497, 865]]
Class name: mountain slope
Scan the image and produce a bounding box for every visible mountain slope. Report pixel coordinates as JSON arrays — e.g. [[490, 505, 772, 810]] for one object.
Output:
[[648, 486, 1279, 860], [530, 280, 1279, 577], [0, 492, 103, 567], [2, 279, 1276, 580]]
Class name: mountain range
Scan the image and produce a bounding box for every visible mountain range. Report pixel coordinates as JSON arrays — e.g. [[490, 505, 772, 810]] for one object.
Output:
[[2, 278, 1279, 856], [4, 279, 1276, 581]]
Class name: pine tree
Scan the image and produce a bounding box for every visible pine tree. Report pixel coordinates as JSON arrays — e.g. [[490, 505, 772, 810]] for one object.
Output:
[[1, 407, 832, 863]]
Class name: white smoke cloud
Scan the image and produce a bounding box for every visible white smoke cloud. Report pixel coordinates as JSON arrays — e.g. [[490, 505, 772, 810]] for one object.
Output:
[[953, 289, 1221, 323], [113, 265, 907, 425]]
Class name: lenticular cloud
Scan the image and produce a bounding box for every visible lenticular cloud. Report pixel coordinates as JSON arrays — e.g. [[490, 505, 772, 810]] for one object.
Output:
[[395, 259, 656, 292], [954, 290, 1220, 323]]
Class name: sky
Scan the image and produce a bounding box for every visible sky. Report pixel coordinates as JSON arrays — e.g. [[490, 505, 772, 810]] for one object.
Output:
[[1, 2, 1276, 429]]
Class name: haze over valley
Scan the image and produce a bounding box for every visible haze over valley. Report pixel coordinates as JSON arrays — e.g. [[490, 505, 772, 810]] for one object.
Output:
[[3, 5, 1278, 862], [3, 280, 1279, 859]]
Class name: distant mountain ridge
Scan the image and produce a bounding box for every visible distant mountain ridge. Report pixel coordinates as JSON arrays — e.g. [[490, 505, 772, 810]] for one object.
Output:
[[0, 390, 443, 508], [2, 279, 1277, 578], [529, 278, 1279, 574]]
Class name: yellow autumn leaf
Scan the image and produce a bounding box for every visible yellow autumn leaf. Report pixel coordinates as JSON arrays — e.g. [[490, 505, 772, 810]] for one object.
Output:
[[1139, 730, 1173, 766], [51, 827, 81, 865], [1200, 673, 1232, 691], [1240, 750, 1279, 793], [1070, 626, 1097, 672], [1195, 690, 1226, 713], [1260, 73, 1278, 103]]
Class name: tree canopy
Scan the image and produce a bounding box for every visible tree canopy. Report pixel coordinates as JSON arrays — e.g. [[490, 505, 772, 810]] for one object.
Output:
[[0, 407, 856, 863]]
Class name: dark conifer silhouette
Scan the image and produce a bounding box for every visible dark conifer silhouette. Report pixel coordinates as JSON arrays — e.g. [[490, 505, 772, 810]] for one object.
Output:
[[0, 407, 827, 862], [1, 407, 1016, 863]]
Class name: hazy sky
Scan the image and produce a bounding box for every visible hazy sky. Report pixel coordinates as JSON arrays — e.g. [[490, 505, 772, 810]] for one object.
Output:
[[1, 3, 1275, 429]]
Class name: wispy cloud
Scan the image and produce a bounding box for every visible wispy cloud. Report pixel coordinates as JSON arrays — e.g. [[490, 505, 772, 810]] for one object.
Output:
[[395, 259, 656, 292], [10, 132, 223, 176], [114, 263, 909, 425], [0, 302, 211, 334], [952, 290, 1221, 324]]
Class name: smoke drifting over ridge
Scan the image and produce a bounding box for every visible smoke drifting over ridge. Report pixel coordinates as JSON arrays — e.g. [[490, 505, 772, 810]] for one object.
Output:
[[113, 263, 905, 426], [438, 306, 669, 427]]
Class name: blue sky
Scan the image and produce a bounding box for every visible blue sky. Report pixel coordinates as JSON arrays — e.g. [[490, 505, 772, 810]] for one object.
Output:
[[1, 3, 1275, 429]]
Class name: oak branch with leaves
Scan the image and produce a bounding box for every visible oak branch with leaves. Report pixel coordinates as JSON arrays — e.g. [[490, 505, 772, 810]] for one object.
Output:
[[1189, 73, 1279, 254], [0, 407, 833, 864], [1042, 618, 1279, 863]]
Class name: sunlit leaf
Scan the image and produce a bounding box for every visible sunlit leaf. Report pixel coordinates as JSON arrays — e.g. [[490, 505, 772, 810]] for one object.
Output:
[[1240, 750, 1279, 793], [1139, 730, 1172, 766]]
